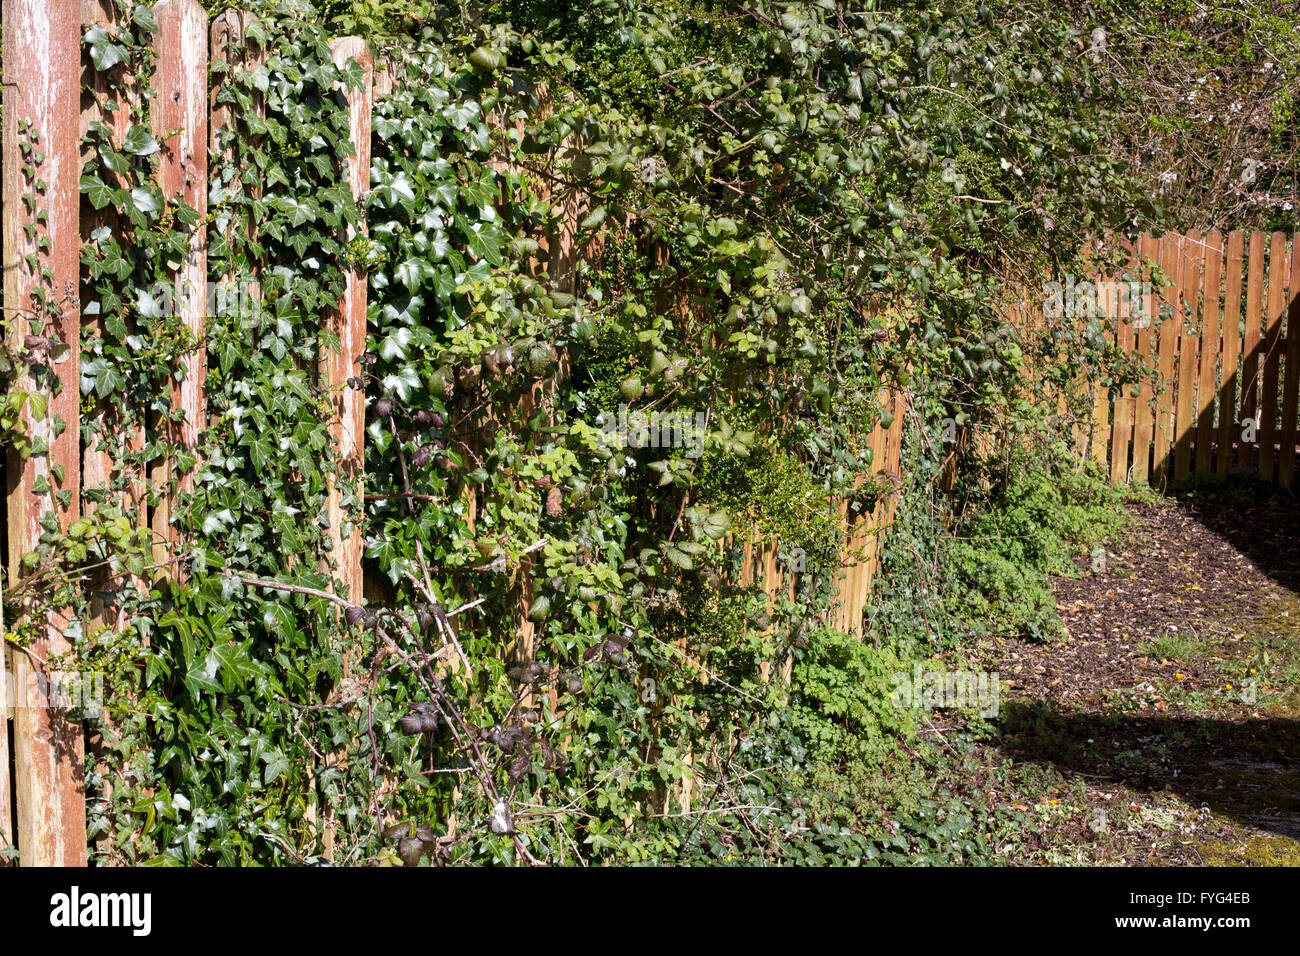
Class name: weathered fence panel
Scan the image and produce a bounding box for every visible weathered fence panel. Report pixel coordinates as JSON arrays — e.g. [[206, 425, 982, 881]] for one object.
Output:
[[149, 0, 208, 575], [2, 0, 88, 866], [1059, 231, 1300, 491], [0, 2, 923, 858], [322, 36, 372, 605]]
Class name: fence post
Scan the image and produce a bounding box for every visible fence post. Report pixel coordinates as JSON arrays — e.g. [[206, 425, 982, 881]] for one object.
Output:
[[322, 36, 372, 605], [149, 0, 208, 575], [2, 0, 88, 866]]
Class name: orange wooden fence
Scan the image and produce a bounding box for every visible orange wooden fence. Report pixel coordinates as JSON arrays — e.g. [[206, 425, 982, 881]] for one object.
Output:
[[3, 0, 86, 868], [1074, 231, 1300, 489], [0, 0, 378, 866]]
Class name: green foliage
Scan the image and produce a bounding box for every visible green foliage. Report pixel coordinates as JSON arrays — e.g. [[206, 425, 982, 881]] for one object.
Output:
[[944, 451, 1129, 641], [661, 637, 1011, 866], [785, 629, 910, 766], [0, 0, 1183, 866]]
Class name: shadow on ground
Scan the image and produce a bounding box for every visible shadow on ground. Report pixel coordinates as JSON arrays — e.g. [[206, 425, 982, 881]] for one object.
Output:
[[1174, 474, 1300, 599], [996, 698, 1300, 842]]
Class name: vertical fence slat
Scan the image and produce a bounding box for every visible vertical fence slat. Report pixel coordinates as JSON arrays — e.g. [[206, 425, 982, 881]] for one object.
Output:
[[79, 0, 150, 659], [1196, 230, 1223, 475], [1090, 270, 1111, 466], [210, 9, 265, 310], [1110, 273, 1133, 483], [1131, 235, 1158, 484], [3, 0, 88, 866], [1153, 235, 1180, 485], [149, 0, 208, 573], [1173, 230, 1203, 480], [1260, 232, 1289, 484], [1240, 232, 1266, 472], [322, 36, 372, 604], [80, 0, 132, 537], [78, 0, 145, 856], [1280, 232, 1300, 490], [1218, 230, 1245, 478]]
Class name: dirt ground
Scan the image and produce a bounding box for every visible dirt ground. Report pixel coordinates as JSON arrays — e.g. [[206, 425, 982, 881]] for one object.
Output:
[[963, 487, 1300, 865]]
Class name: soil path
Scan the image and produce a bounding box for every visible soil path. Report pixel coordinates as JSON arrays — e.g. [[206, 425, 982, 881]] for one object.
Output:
[[974, 490, 1300, 865]]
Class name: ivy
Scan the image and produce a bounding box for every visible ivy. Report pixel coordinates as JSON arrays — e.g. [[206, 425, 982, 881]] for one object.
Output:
[[0, 0, 1167, 865]]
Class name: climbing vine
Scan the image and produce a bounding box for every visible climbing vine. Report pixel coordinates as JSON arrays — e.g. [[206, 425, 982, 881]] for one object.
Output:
[[0, 0, 1164, 865]]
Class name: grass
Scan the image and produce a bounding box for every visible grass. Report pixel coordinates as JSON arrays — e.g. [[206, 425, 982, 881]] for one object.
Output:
[[1139, 627, 1206, 662]]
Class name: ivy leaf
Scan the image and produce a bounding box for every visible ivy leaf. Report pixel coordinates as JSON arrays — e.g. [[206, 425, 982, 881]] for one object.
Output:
[[262, 748, 290, 785], [85, 25, 127, 72], [130, 186, 160, 215], [99, 147, 130, 176], [27, 392, 48, 421], [378, 327, 413, 361], [131, 4, 158, 33], [444, 101, 478, 130], [122, 125, 160, 157], [244, 433, 272, 471], [80, 175, 115, 210], [394, 258, 431, 291]]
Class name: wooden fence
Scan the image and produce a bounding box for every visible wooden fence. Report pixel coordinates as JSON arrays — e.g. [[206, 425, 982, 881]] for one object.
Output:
[[0, 0, 906, 864], [1057, 231, 1300, 489]]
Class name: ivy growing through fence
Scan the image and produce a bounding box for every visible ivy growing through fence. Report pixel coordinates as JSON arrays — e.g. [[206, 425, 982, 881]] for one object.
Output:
[[0, 0, 1166, 865]]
